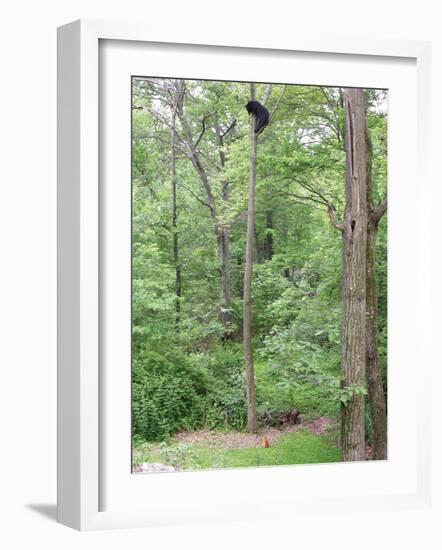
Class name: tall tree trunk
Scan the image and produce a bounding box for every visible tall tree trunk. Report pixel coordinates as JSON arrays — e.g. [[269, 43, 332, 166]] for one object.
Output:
[[171, 84, 182, 329], [217, 225, 233, 327], [341, 88, 368, 461], [254, 223, 262, 263], [243, 83, 257, 433], [365, 117, 388, 459], [217, 139, 233, 330], [264, 209, 274, 260], [366, 216, 387, 459]]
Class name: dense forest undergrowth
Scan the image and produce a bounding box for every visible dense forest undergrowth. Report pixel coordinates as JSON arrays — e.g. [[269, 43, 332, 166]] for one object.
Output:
[[133, 345, 343, 470], [131, 79, 387, 471]]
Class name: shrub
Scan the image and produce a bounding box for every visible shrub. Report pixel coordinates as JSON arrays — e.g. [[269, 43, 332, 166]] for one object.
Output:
[[256, 363, 339, 421], [132, 350, 209, 441], [189, 344, 247, 431]]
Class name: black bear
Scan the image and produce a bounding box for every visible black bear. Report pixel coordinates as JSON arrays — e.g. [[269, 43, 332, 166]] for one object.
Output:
[[245, 100, 270, 135]]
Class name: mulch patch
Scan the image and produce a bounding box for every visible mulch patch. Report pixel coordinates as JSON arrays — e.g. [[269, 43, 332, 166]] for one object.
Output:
[[173, 416, 337, 449]]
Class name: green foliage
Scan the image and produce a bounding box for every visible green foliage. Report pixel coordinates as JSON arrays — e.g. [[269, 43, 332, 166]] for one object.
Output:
[[189, 344, 248, 430], [255, 360, 339, 420], [338, 384, 368, 406], [130, 78, 388, 447], [132, 351, 209, 441]]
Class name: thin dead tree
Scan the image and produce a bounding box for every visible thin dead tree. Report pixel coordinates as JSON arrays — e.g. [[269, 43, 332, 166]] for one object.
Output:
[[243, 82, 258, 432], [243, 83, 271, 433]]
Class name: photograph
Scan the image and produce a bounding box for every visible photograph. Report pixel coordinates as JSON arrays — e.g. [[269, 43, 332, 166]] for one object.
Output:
[[130, 77, 388, 473]]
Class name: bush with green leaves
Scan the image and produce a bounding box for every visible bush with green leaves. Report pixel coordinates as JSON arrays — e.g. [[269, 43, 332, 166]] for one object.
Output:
[[132, 350, 209, 441], [189, 344, 248, 431], [255, 358, 339, 420]]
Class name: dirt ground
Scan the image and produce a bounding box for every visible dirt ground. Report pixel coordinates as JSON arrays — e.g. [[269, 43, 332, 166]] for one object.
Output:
[[173, 416, 337, 449]]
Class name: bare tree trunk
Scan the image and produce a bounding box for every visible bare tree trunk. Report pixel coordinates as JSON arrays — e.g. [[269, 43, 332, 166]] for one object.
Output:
[[366, 216, 387, 459], [264, 209, 274, 260], [341, 88, 368, 461], [254, 223, 262, 263], [217, 135, 233, 330], [171, 82, 182, 329], [217, 225, 233, 327], [243, 83, 257, 433], [364, 115, 388, 460]]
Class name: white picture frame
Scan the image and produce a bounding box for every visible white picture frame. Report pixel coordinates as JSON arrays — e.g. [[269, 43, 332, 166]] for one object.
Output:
[[57, 19, 433, 531]]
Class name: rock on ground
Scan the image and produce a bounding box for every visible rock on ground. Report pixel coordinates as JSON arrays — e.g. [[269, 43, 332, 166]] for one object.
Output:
[[133, 462, 176, 474]]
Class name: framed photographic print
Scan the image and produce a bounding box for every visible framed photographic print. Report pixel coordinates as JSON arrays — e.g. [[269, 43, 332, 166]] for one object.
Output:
[[57, 19, 433, 530]]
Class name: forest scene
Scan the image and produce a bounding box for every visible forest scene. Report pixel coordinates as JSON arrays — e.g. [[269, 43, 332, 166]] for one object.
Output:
[[131, 77, 388, 473]]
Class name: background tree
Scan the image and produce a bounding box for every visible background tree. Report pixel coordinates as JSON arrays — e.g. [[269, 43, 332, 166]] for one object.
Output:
[[170, 80, 184, 327], [365, 106, 388, 460]]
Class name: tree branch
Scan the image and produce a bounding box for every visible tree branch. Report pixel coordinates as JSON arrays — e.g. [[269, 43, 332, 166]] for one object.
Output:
[[270, 186, 343, 232], [230, 211, 248, 225], [372, 197, 387, 224], [220, 119, 237, 138], [269, 86, 287, 120], [178, 112, 217, 218], [274, 190, 328, 208], [327, 205, 344, 232], [180, 182, 214, 212], [261, 84, 272, 106], [134, 132, 188, 156], [194, 110, 217, 148]]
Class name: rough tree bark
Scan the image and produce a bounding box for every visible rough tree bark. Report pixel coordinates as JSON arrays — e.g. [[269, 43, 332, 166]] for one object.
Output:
[[243, 83, 258, 433], [341, 88, 368, 462], [275, 86, 386, 459], [365, 124, 388, 459], [366, 211, 388, 459]]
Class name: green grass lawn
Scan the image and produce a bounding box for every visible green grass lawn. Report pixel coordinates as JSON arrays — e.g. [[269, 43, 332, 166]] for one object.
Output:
[[133, 429, 341, 472]]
